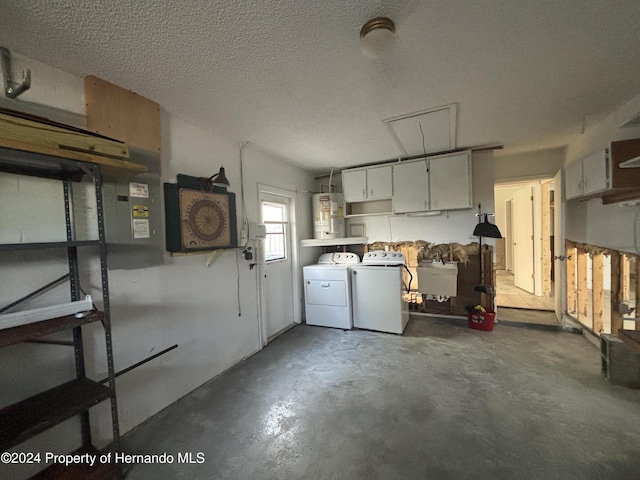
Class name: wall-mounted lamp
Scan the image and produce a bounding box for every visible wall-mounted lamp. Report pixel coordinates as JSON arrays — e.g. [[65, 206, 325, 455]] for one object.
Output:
[[359, 17, 396, 59], [199, 166, 230, 192], [209, 166, 230, 187]]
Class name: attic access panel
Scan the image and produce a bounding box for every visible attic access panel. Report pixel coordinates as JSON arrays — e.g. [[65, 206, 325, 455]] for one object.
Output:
[[383, 104, 457, 157]]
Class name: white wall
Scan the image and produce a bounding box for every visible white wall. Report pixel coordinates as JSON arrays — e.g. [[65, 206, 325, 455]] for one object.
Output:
[[564, 93, 640, 254], [345, 151, 495, 247], [0, 57, 315, 479], [494, 147, 565, 183]]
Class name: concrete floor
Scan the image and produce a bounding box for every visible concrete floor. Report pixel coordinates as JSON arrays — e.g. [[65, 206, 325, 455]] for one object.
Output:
[[122, 317, 640, 480]]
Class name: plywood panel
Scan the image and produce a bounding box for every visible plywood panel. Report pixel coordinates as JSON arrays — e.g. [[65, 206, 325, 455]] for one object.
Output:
[[84, 76, 161, 155], [566, 242, 577, 316], [577, 249, 589, 328], [621, 255, 631, 302], [592, 253, 604, 334], [610, 252, 624, 335]]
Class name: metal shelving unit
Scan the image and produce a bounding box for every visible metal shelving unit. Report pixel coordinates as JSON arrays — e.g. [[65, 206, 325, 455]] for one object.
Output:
[[0, 147, 121, 479]]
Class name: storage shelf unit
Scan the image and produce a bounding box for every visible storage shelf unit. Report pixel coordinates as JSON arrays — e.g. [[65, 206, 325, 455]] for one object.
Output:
[[0, 378, 112, 451], [0, 311, 105, 348], [0, 240, 101, 252], [0, 146, 121, 478]]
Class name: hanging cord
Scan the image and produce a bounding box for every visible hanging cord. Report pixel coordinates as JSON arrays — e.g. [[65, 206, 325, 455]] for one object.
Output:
[[403, 264, 413, 292], [328, 168, 334, 193], [236, 249, 242, 316], [239, 142, 250, 247]]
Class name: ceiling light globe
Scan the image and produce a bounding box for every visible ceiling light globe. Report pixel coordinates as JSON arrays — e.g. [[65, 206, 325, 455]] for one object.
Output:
[[359, 17, 396, 59]]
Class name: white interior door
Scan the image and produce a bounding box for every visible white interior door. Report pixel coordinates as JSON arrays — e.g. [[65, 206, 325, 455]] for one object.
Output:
[[513, 186, 535, 293], [553, 170, 566, 324], [505, 200, 513, 272], [259, 189, 296, 341]]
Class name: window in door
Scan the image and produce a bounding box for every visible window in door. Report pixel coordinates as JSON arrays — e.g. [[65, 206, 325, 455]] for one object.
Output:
[[262, 201, 287, 262]]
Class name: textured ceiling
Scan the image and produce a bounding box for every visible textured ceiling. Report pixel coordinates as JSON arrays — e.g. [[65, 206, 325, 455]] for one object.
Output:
[[1, 1, 639, 172]]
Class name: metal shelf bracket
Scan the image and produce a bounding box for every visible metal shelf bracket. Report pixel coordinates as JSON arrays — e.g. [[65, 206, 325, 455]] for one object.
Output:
[[1, 46, 31, 99]]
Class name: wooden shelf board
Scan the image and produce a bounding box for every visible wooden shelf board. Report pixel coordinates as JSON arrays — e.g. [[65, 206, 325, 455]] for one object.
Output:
[[0, 378, 112, 451], [301, 237, 368, 247], [0, 111, 147, 178], [0, 311, 104, 348], [30, 445, 121, 480], [0, 240, 100, 252]]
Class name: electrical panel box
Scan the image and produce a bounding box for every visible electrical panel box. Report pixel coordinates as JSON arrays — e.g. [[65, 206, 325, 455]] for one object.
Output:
[[102, 147, 164, 269]]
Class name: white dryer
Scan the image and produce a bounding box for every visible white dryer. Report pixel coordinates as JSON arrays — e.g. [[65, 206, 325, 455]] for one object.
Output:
[[350, 250, 410, 334], [303, 252, 360, 329]]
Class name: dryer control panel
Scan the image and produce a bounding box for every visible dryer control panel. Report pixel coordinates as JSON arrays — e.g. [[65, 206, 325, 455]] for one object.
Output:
[[362, 250, 406, 265]]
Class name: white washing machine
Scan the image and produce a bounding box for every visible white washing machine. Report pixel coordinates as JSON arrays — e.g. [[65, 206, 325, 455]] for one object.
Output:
[[350, 251, 410, 334], [303, 252, 360, 329]]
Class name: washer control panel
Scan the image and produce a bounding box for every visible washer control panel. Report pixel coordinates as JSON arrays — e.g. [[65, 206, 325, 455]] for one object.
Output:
[[317, 252, 361, 264]]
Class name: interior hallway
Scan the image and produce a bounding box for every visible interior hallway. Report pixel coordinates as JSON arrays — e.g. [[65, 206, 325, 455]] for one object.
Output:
[[122, 319, 640, 480], [495, 270, 558, 327]]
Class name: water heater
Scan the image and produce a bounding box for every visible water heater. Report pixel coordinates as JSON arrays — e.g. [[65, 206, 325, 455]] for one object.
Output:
[[313, 193, 344, 239]]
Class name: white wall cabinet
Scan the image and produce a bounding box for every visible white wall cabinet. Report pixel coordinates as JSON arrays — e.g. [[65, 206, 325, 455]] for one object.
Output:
[[565, 159, 584, 200], [429, 152, 472, 210], [343, 151, 472, 217], [393, 159, 429, 213], [565, 139, 640, 203], [342, 169, 367, 202], [392, 152, 472, 213], [565, 148, 610, 200], [342, 165, 392, 203]]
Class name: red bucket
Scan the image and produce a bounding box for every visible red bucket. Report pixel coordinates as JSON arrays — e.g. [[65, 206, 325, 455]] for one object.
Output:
[[468, 311, 496, 331]]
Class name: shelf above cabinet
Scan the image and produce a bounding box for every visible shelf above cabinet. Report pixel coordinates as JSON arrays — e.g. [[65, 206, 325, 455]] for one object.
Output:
[[0, 311, 104, 348], [301, 237, 368, 247], [0, 378, 112, 451]]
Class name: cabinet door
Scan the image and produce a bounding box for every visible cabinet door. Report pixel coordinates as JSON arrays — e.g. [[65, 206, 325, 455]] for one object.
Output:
[[342, 169, 367, 202], [367, 165, 393, 199], [392, 160, 429, 213], [582, 149, 610, 195], [429, 152, 472, 210], [564, 161, 583, 200]]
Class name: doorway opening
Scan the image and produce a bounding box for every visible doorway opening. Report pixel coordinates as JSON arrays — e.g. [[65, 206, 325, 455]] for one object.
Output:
[[494, 179, 557, 325]]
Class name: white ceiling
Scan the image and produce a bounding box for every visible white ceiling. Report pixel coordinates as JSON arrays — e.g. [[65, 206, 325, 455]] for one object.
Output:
[[1, 1, 639, 173]]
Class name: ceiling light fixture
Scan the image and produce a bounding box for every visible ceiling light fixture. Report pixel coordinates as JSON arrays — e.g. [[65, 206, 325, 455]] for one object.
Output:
[[359, 17, 396, 59]]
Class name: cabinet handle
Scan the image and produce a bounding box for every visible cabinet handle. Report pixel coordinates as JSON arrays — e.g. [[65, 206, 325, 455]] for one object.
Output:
[[362, 189, 365, 198], [370, 188, 374, 197]]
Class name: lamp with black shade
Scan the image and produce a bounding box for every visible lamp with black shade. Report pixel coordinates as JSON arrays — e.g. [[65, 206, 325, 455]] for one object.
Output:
[[200, 166, 230, 192], [473, 203, 502, 297]]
